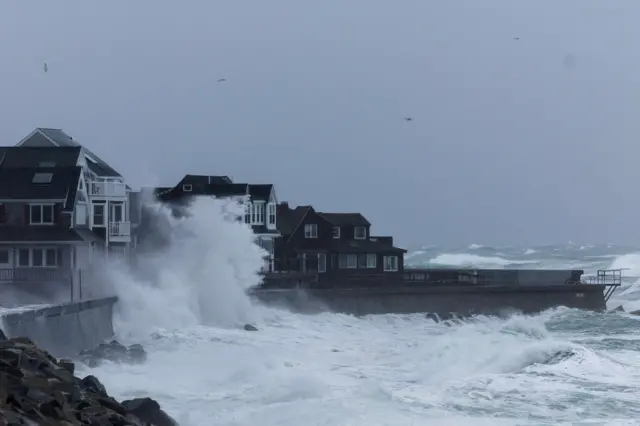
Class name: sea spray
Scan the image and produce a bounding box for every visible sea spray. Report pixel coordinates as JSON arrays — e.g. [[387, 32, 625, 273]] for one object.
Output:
[[95, 196, 267, 339]]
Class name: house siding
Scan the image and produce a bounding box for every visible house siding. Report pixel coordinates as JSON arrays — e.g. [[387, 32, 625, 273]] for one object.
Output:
[[0, 202, 68, 227]]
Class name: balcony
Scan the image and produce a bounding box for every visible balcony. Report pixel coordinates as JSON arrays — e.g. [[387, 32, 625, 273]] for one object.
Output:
[[0, 268, 72, 283], [108, 221, 131, 242], [88, 180, 126, 198]]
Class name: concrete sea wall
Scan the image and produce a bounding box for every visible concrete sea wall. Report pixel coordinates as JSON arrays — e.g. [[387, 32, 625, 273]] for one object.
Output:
[[0, 297, 117, 357], [252, 285, 608, 317]]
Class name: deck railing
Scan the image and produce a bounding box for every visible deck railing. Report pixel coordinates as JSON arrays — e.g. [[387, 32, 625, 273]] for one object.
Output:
[[0, 268, 73, 282], [108, 221, 131, 237], [88, 180, 126, 198]]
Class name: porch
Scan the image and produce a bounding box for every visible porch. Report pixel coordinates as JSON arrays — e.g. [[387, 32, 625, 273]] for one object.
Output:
[[88, 178, 127, 198]]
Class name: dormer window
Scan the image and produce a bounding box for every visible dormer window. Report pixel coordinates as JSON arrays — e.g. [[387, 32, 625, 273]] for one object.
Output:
[[32, 172, 53, 184], [332, 226, 340, 239], [183, 184, 192, 192], [354, 226, 367, 240], [267, 203, 276, 226], [304, 224, 318, 238]]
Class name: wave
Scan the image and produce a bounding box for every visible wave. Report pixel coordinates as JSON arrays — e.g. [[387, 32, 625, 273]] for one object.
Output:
[[428, 253, 540, 268]]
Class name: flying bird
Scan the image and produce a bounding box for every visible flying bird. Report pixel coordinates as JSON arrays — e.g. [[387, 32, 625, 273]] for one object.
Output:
[[217, 78, 227, 83], [513, 37, 520, 40], [404, 117, 414, 122], [43, 63, 48, 73]]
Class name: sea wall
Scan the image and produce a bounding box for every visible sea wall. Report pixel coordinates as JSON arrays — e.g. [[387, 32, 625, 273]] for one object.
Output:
[[0, 297, 117, 357], [251, 285, 607, 317]]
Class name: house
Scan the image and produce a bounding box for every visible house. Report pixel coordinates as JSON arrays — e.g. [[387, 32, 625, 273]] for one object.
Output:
[[14, 128, 133, 256], [146, 174, 280, 271], [273, 202, 406, 283]]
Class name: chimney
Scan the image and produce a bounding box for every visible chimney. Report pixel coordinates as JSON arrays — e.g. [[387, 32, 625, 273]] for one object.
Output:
[[281, 201, 289, 211]]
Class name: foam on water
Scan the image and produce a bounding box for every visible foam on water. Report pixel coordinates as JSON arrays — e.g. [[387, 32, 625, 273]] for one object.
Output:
[[82, 209, 640, 425]]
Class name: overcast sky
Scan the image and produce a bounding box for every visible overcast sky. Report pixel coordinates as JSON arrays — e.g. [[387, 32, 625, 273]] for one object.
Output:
[[1, 1, 640, 247]]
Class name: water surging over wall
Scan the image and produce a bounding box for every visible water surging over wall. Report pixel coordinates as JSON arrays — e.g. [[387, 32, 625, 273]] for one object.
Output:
[[100, 197, 267, 338]]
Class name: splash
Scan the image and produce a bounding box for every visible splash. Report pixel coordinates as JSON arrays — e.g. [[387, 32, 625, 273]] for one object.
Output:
[[97, 196, 267, 339]]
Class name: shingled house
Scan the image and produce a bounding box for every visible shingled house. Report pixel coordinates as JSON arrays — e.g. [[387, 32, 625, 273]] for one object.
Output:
[[0, 128, 135, 298], [273, 202, 406, 283], [145, 174, 280, 271]]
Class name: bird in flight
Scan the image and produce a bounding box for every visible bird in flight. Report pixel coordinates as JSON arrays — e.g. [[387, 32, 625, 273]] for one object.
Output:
[[43, 63, 48, 73], [217, 78, 227, 83], [404, 117, 414, 122], [513, 37, 520, 40]]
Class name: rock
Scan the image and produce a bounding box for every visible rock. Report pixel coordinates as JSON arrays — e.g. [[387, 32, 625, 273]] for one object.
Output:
[[79, 340, 148, 367], [629, 309, 640, 316], [0, 328, 6, 340], [609, 305, 625, 313], [127, 344, 148, 364], [0, 336, 177, 425], [244, 324, 259, 331], [122, 397, 178, 426]]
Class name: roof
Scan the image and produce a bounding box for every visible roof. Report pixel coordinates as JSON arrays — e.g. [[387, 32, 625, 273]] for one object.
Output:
[[0, 166, 81, 205], [156, 182, 248, 201], [0, 227, 84, 243], [251, 225, 280, 236], [0, 146, 82, 168], [248, 184, 273, 201], [18, 128, 122, 177], [318, 212, 371, 227], [180, 175, 233, 186], [277, 205, 311, 236]]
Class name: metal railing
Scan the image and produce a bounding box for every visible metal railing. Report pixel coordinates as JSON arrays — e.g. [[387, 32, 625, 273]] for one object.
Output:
[[89, 180, 126, 198], [581, 269, 623, 302]]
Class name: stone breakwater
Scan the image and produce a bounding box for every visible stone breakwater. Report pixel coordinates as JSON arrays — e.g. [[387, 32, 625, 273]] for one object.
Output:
[[0, 329, 177, 426]]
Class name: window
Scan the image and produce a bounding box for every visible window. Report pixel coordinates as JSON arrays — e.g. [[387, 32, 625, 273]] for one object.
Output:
[[182, 184, 192, 192], [38, 161, 56, 167], [304, 224, 318, 238], [354, 226, 367, 240], [111, 202, 124, 223], [383, 255, 399, 272], [93, 203, 105, 226], [16, 248, 58, 268], [357, 253, 377, 269], [332, 226, 340, 239], [267, 203, 276, 226], [30, 204, 54, 225], [367, 254, 377, 268], [32, 172, 53, 184], [245, 203, 251, 224], [255, 203, 265, 224], [76, 204, 87, 226], [318, 253, 326, 273], [0, 249, 8, 264], [0, 204, 5, 223], [339, 254, 358, 269]]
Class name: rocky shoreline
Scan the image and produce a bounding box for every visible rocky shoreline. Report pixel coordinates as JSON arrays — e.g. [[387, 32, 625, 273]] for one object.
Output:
[[0, 329, 176, 426]]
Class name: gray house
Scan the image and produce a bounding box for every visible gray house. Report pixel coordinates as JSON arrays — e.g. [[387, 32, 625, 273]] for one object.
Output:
[[0, 128, 136, 301]]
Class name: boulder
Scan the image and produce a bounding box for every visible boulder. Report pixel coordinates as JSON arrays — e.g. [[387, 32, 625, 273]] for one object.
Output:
[[122, 397, 178, 426], [79, 340, 148, 366], [244, 324, 259, 331], [630, 309, 640, 316], [609, 305, 625, 313], [0, 336, 177, 425]]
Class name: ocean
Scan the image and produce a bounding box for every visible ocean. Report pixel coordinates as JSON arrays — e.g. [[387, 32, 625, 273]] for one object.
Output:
[[80, 200, 640, 425]]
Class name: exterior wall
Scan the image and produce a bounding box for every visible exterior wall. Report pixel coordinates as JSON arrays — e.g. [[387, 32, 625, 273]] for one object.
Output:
[[0, 297, 117, 357], [0, 201, 66, 226], [336, 225, 370, 241], [251, 284, 608, 317], [0, 244, 73, 270]]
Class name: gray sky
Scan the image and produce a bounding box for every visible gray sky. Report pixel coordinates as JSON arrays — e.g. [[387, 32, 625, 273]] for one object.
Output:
[[1, 1, 640, 247]]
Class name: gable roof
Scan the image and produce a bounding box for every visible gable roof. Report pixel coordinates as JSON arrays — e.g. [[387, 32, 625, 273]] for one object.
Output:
[[0, 146, 82, 168], [317, 212, 371, 227], [0, 166, 82, 209], [276, 205, 311, 236], [248, 184, 273, 202], [180, 175, 233, 186], [17, 128, 122, 177]]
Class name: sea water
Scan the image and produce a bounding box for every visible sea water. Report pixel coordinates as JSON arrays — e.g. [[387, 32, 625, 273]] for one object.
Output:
[[82, 199, 640, 425]]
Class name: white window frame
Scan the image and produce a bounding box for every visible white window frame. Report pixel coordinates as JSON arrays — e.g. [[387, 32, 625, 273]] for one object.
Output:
[[111, 202, 124, 223], [318, 253, 326, 273], [354, 226, 367, 240], [267, 203, 276, 226], [332, 226, 340, 239], [245, 202, 251, 224], [92, 203, 106, 226], [383, 255, 399, 272], [251, 202, 265, 224], [183, 184, 192, 192], [29, 204, 54, 225], [16, 247, 58, 268], [366, 254, 377, 268], [304, 224, 318, 238]]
